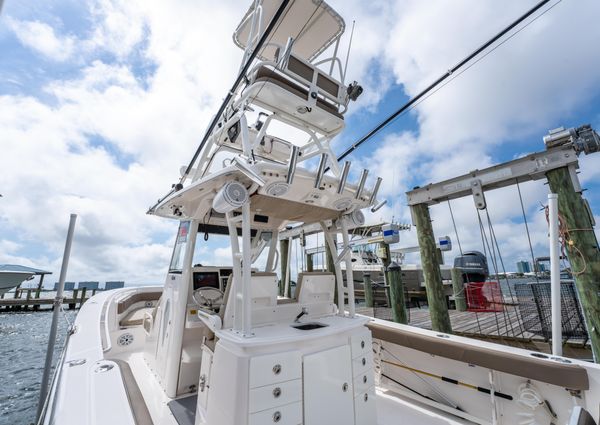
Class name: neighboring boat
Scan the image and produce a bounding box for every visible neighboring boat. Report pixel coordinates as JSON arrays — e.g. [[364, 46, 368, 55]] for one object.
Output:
[[0, 264, 37, 294], [39, 1, 600, 425]]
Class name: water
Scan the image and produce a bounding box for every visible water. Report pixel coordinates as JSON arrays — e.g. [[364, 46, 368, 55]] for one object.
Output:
[[0, 310, 76, 425]]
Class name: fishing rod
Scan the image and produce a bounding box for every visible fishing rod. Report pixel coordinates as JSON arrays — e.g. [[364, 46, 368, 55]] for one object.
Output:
[[148, 0, 291, 212], [335, 0, 553, 163], [381, 359, 513, 401]]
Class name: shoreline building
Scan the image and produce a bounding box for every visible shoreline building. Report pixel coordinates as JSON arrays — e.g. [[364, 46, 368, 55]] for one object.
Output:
[[516, 260, 532, 274]]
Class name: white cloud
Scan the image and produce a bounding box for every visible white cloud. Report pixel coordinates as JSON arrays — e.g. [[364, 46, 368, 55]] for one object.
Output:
[[2, 0, 600, 286], [7, 18, 75, 61]]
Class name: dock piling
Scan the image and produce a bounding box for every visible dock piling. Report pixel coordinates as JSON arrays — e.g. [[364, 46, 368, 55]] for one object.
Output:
[[411, 203, 452, 333], [547, 166, 600, 361]]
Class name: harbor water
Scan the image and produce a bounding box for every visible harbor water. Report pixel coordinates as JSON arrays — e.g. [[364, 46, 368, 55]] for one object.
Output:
[[0, 309, 75, 425]]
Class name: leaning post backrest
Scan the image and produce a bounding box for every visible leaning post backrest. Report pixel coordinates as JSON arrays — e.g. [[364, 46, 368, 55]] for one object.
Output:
[[296, 272, 335, 304], [250, 272, 278, 307]]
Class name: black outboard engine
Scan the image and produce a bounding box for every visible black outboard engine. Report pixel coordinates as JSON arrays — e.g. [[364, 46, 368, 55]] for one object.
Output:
[[454, 251, 489, 282]]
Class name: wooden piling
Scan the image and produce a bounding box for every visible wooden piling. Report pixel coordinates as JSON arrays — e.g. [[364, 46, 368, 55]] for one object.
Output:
[[69, 289, 78, 310], [79, 287, 87, 308], [279, 239, 289, 297], [363, 273, 374, 308], [547, 166, 600, 361], [33, 287, 41, 311], [411, 203, 452, 333], [388, 263, 407, 324], [306, 253, 314, 272], [24, 289, 32, 311], [451, 268, 467, 312]]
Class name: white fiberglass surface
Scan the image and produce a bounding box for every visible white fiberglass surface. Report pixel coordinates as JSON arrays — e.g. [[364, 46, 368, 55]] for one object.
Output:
[[375, 390, 474, 425]]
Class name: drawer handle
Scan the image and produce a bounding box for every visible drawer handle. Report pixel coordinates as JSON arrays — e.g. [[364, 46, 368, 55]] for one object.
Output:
[[361, 340, 365, 349], [364, 393, 369, 402], [272, 364, 282, 375], [342, 382, 348, 392], [273, 387, 282, 398], [363, 375, 367, 384], [273, 411, 281, 422], [362, 357, 366, 366]]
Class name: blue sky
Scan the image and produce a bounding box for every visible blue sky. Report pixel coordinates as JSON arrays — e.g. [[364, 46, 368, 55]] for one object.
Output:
[[1, 0, 600, 286]]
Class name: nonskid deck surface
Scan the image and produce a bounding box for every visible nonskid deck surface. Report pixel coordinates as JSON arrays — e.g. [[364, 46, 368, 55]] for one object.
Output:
[[119, 351, 472, 425]]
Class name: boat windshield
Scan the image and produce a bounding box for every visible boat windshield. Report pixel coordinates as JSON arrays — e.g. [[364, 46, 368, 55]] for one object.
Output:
[[169, 221, 191, 273]]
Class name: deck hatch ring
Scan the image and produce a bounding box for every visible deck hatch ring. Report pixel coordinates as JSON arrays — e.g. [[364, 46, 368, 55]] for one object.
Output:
[[364, 393, 369, 402], [342, 383, 348, 392], [273, 411, 281, 422], [273, 387, 281, 398], [362, 358, 366, 366], [273, 364, 281, 375], [67, 359, 86, 367], [363, 375, 367, 384], [361, 340, 365, 349], [95, 363, 114, 373]]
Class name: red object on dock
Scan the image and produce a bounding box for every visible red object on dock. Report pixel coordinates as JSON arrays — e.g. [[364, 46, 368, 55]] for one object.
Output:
[[465, 281, 503, 312]]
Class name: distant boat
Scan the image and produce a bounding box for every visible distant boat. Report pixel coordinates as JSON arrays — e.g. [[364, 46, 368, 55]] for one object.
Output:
[[0, 265, 34, 294], [0, 264, 51, 294]]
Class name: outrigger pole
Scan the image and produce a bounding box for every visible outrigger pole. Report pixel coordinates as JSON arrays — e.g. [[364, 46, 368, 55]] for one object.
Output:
[[148, 0, 291, 213], [335, 0, 553, 163]]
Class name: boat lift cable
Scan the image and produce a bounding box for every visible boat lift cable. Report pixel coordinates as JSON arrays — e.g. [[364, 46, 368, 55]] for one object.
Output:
[[516, 181, 540, 284], [148, 0, 292, 211], [477, 210, 504, 338], [447, 200, 463, 256], [485, 208, 523, 338], [335, 0, 556, 163]]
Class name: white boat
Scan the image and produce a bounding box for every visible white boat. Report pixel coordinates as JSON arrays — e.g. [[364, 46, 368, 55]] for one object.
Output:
[[40, 1, 600, 424], [0, 264, 35, 294]]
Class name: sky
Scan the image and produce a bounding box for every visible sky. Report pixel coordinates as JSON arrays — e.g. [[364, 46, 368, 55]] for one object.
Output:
[[1, 0, 600, 287]]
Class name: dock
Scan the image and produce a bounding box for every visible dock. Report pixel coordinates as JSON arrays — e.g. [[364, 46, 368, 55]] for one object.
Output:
[[0, 288, 96, 311]]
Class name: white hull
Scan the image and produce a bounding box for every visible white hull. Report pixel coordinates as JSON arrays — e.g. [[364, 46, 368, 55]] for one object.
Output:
[[0, 271, 34, 294]]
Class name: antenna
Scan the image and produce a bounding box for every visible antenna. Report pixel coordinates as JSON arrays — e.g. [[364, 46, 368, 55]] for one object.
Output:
[[342, 20, 355, 84]]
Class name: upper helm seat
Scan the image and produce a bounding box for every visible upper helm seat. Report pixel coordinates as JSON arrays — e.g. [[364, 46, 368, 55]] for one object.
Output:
[[246, 66, 345, 134]]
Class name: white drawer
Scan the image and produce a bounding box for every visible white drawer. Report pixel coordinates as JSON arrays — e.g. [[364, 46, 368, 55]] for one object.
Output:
[[249, 351, 301, 388], [350, 330, 372, 358], [351, 350, 374, 378], [353, 370, 373, 394], [249, 379, 302, 413], [248, 401, 302, 425], [354, 387, 377, 425]]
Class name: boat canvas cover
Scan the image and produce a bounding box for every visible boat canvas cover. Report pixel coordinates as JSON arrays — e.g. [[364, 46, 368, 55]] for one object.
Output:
[[233, 0, 345, 62]]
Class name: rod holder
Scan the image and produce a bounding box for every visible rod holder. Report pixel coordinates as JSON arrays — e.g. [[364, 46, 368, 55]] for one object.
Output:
[[314, 153, 328, 189], [369, 177, 382, 204], [337, 161, 351, 194], [286, 145, 299, 184], [371, 199, 387, 213], [355, 169, 368, 199]]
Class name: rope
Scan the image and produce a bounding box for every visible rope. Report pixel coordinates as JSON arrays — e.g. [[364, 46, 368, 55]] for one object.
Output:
[[544, 205, 589, 276]]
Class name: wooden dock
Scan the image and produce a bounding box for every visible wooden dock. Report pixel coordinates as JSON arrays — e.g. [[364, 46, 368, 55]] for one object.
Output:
[[357, 306, 593, 360], [0, 288, 96, 311]]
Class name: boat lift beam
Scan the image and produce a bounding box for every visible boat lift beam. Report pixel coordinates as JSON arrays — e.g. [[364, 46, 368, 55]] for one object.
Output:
[[407, 145, 580, 206], [407, 124, 600, 206]]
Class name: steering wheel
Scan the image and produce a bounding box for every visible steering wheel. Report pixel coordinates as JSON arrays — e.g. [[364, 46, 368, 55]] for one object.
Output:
[[192, 287, 225, 311]]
